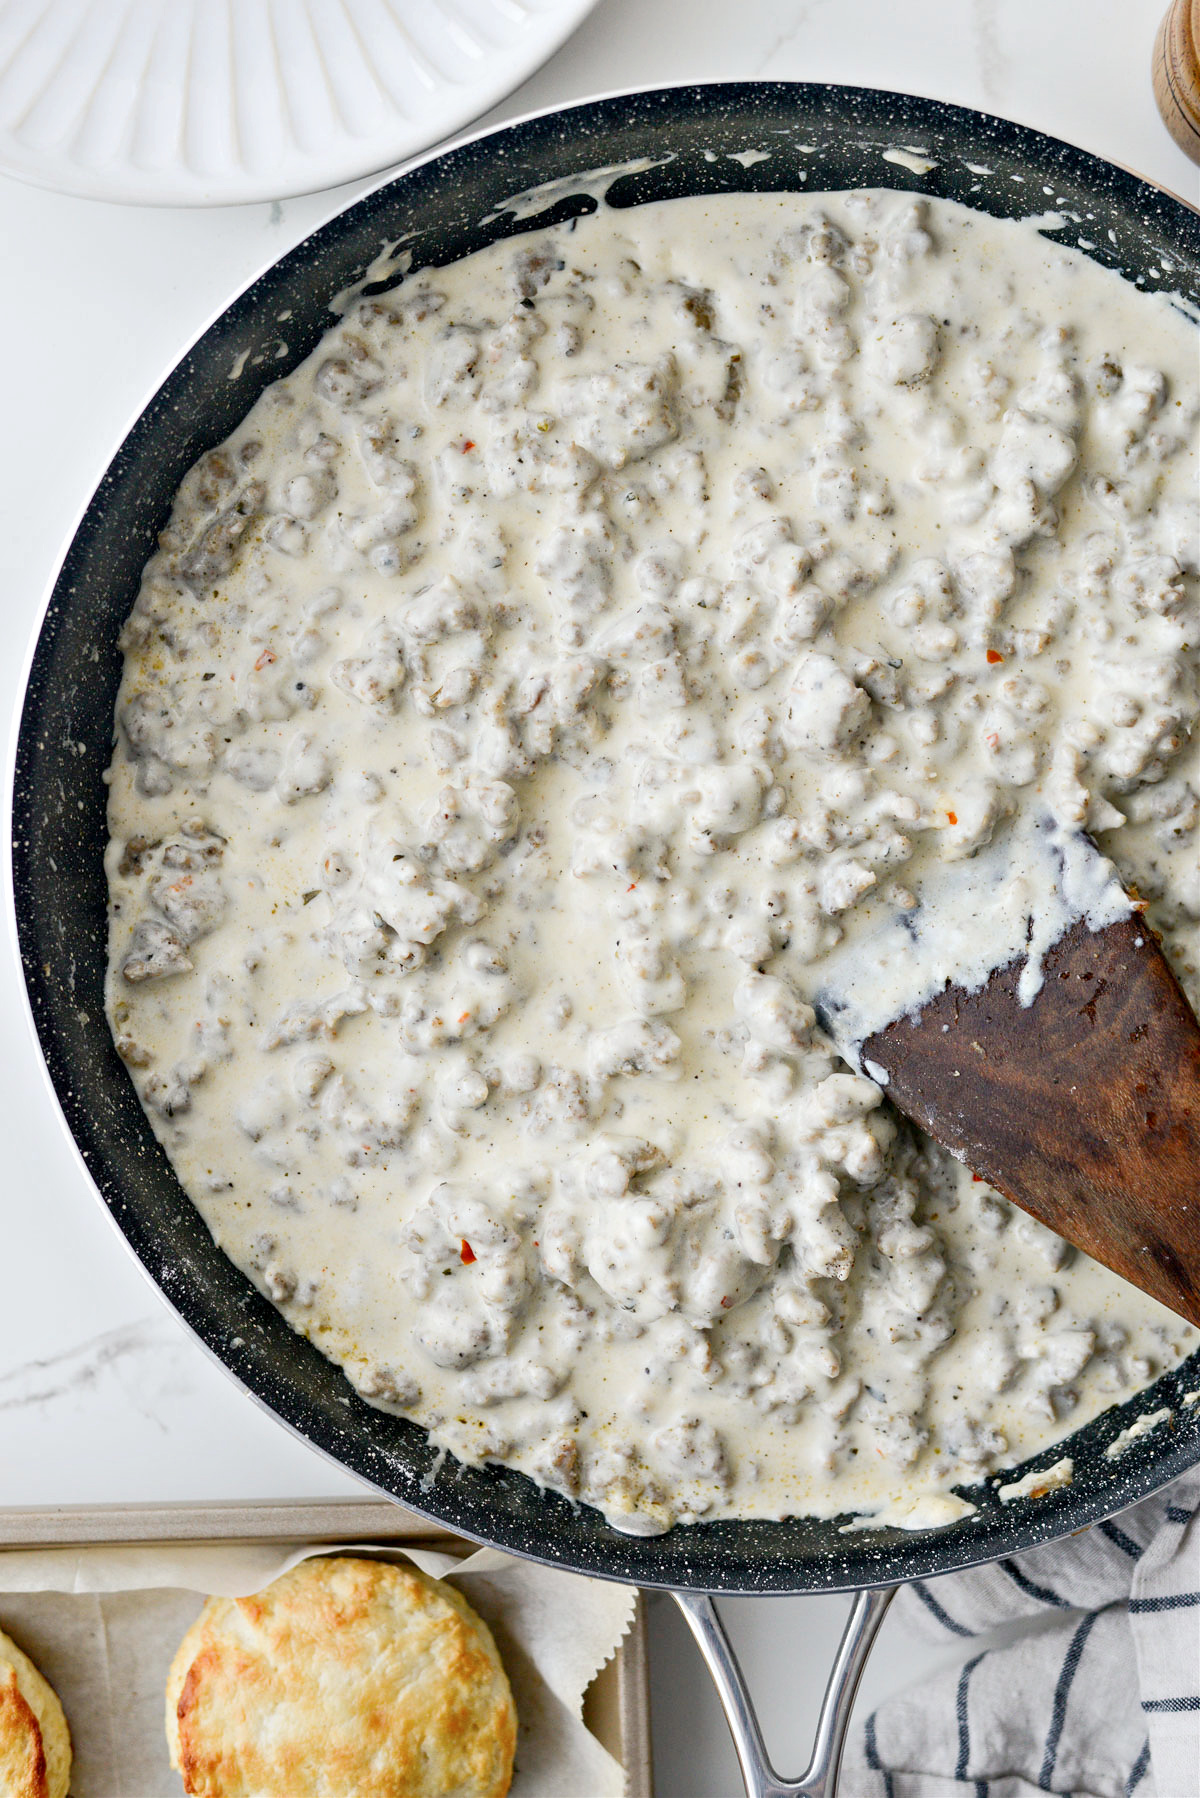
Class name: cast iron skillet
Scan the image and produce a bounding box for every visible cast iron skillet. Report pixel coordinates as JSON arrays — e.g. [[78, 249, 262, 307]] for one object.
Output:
[[11, 83, 1200, 1794]]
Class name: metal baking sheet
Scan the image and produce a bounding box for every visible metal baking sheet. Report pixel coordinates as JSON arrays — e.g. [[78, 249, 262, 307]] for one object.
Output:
[[0, 1497, 651, 1797]]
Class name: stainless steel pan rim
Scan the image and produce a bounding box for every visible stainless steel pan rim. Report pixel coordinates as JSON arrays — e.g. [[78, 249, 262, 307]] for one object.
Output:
[[10, 81, 1200, 1609]]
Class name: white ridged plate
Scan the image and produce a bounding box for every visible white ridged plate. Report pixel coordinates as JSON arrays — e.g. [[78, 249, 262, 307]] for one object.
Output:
[[0, 0, 601, 205]]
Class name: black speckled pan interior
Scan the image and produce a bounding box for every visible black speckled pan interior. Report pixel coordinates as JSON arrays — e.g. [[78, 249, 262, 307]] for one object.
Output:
[[13, 83, 1200, 1594]]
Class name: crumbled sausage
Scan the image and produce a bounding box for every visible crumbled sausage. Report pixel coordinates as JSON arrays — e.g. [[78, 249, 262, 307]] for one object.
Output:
[[106, 189, 1200, 1538]]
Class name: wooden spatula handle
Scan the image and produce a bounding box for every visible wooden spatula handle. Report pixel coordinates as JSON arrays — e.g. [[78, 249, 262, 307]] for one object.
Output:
[[862, 916, 1200, 1325]]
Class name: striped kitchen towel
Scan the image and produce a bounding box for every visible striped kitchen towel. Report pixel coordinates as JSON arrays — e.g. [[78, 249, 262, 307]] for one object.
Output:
[[843, 1471, 1200, 1798]]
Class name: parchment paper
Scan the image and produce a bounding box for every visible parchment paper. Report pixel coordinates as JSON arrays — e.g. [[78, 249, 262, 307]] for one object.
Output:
[[0, 1537, 637, 1798]]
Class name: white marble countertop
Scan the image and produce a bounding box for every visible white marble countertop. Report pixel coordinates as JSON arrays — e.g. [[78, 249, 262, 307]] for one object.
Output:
[[1, 1, 1196, 1790]]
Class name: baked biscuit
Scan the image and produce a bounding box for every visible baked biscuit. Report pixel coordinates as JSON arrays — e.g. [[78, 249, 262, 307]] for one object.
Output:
[[166, 1554, 517, 1797], [0, 1625, 71, 1798]]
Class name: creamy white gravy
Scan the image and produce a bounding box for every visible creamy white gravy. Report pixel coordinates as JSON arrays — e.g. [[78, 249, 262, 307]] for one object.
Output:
[[105, 191, 1200, 1533]]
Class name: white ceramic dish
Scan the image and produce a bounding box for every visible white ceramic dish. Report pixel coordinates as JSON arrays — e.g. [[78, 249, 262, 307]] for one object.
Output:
[[0, 0, 601, 206]]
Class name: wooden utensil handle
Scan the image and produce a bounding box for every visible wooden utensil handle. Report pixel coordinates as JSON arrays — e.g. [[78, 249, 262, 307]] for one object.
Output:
[[1154, 0, 1200, 164]]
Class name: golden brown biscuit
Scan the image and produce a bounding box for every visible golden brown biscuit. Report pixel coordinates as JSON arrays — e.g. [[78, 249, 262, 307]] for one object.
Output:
[[0, 1625, 72, 1798], [166, 1555, 516, 1797]]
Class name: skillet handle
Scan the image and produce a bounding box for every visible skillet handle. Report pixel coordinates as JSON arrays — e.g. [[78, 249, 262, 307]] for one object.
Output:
[[671, 1583, 897, 1798]]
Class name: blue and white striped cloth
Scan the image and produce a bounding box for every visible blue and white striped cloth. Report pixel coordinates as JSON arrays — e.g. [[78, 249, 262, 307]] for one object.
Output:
[[844, 1472, 1200, 1798]]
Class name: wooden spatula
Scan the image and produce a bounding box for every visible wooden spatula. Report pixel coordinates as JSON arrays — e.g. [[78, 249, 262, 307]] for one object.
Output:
[[856, 911, 1200, 1326]]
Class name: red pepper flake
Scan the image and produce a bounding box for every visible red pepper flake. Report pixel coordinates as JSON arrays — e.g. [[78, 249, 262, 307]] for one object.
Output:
[[972, 1173, 984, 1182], [254, 648, 277, 672], [457, 1011, 471, 1024], [460, 1240, 476, 1265], [986, 648, 1004, 664], [946, 810, 958, 826], [627, 882, 637, 892], [720, 1296, 732, 1309], [461, 439, 476, 453], [985, 731, 1000, 750]]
